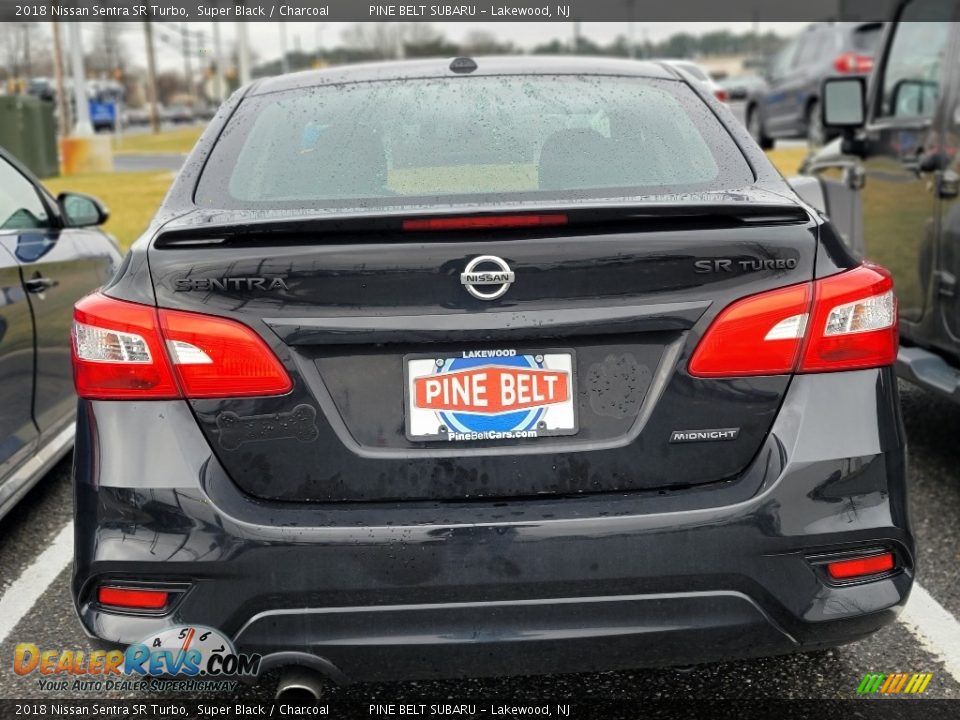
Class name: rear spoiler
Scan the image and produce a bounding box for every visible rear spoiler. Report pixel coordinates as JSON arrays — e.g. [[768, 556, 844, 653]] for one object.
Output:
[[154, 203, 810, 248]]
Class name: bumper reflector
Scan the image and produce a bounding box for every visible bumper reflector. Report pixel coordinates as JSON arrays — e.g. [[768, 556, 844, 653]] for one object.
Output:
[[826, 552, 895, 580], [97, 586, 169, 610]]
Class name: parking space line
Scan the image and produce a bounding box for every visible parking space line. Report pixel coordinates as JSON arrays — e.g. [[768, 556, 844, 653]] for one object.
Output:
[[899, 582, 960, 682], [0, 522, 73, 644]]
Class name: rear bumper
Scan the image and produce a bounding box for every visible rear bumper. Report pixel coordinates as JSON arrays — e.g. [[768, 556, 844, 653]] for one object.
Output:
[[72, 368, 912, 682]]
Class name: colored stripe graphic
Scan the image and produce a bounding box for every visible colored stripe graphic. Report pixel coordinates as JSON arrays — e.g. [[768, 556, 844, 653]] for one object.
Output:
[[858, 672, 932, 694]]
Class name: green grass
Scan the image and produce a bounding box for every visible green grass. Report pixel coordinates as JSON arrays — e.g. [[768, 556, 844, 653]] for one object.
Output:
[[112, 127, 203, 155], [765, 146, 810, 177], [43, 171, 174, 250]]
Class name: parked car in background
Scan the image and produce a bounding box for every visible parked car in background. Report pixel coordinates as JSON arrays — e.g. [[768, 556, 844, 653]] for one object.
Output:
[[660, 59, 729, 102], [804, 0, 959, 402], [26, 78, 55, 103], [122, 107, 151, 127], [162, 104, 195, 124], [0, 147, 120, 519], [719, 74, 768, 127], [748, 21, 884, 148], [71, 56, 910, 695], [719, 74, 768, 103]]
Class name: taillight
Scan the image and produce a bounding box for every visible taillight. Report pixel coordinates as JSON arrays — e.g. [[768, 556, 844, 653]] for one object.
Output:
[[72, 293, 292, 400], [688, 283, 811, 377], [689, 264, 897, 378], [402, 214, 568, 231], [159, 309, 292, 397], [833, 52, 874, 74], [97, 586, 169, 610], [72, 294, 179, 399], [798, 265, 897, 373], [826, 552, 895, 580], [713, 88, 729, 103]]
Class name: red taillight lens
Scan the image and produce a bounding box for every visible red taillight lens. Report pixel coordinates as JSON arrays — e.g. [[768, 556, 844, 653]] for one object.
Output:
[[833, 52, 874, 74], [713, 88, 729, 103], [72, 293, 179, 399], [402, 214, 568, 231], [98, 586, 169, 610], [159, 309, 292, 398], [72, 294, 292, 400], [689, 264, 897, 378], [689, 283, 812, 377], [826, 552, 895, 580]]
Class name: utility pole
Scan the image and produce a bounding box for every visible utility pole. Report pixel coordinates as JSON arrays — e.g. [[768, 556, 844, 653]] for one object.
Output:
[[572, 22, 581, 53], [67, 23, 92, 136], [212, 21, 225, 101], [752, 12, 760, 61], [314, 24, 324, 68], [279, 23, 289, 74], [236, 20, 251, 84], [51, 21, 70, 136], [181, 23, 193, 99], [23, 24, 32, 79], [143, 19, 161, 133]]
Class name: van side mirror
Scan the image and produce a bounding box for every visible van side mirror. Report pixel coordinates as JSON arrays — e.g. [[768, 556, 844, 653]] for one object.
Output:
[[822, 77, 866, 130]]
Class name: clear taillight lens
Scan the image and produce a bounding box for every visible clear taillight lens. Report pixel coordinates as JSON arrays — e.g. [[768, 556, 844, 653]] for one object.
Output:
[[823, 290, 895, 336], [74, 322, 152, 363]]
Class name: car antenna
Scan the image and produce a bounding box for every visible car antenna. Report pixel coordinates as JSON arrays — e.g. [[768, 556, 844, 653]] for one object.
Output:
[[449, 57, 478, 74]]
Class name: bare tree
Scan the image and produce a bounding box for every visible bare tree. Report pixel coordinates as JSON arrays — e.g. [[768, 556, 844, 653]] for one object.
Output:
[[460, 30, 515, 56], [0, 22, 48, 81], [340, 23, 443, 60], [86, 24, 128, 78], [341, 23, 402, 60], [405, 23, 441, 46]]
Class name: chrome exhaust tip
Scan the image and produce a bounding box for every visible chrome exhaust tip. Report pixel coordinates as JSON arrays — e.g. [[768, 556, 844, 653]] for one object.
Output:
[[275, 666, 326, 700]]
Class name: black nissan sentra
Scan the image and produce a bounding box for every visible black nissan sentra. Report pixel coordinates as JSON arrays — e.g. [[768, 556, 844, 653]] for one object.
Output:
[[70, 57, 912, 693]]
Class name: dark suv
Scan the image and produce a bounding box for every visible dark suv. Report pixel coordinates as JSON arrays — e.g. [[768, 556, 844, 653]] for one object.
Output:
[[70, 57, 911, 694], [808, 2, 960, 403], [749, 22, 884, 147]]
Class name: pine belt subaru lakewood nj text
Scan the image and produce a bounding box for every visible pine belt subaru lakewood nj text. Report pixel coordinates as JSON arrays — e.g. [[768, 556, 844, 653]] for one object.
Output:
[[69, 56, 913, 690]]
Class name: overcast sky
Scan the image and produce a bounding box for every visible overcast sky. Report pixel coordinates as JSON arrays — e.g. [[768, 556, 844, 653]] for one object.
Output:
[[70, 21, 805, 73]]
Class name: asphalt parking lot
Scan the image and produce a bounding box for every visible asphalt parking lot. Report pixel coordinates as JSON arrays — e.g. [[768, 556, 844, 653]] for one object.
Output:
[[0, 380, 958, 702]]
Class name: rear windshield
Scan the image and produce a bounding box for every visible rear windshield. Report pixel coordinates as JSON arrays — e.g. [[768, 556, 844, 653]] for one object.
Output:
[[852, 24, 884, 52], [196, 75, 754, 212]]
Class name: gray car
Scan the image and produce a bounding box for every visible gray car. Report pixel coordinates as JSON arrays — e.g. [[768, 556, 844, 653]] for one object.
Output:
[[749, 21, 884, 147]]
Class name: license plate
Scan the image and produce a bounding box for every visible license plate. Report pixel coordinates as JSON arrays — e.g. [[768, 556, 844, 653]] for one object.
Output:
[[405, 349, 577, 442]]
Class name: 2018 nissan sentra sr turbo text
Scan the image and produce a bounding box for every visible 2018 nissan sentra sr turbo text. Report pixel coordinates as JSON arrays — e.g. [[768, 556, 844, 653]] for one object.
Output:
[[70, 56, 913, 685]]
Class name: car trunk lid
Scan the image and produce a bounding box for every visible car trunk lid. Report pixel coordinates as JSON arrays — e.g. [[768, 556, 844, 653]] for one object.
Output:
[[145, 202, 815, 502]]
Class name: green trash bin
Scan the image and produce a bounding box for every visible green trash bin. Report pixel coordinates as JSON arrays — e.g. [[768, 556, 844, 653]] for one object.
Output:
[[0, 95, 59, 178]]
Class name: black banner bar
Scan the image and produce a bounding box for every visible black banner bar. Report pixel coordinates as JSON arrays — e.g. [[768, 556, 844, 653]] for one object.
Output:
[[1, 699, 960, 720], [3, 0, 954, 23]]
